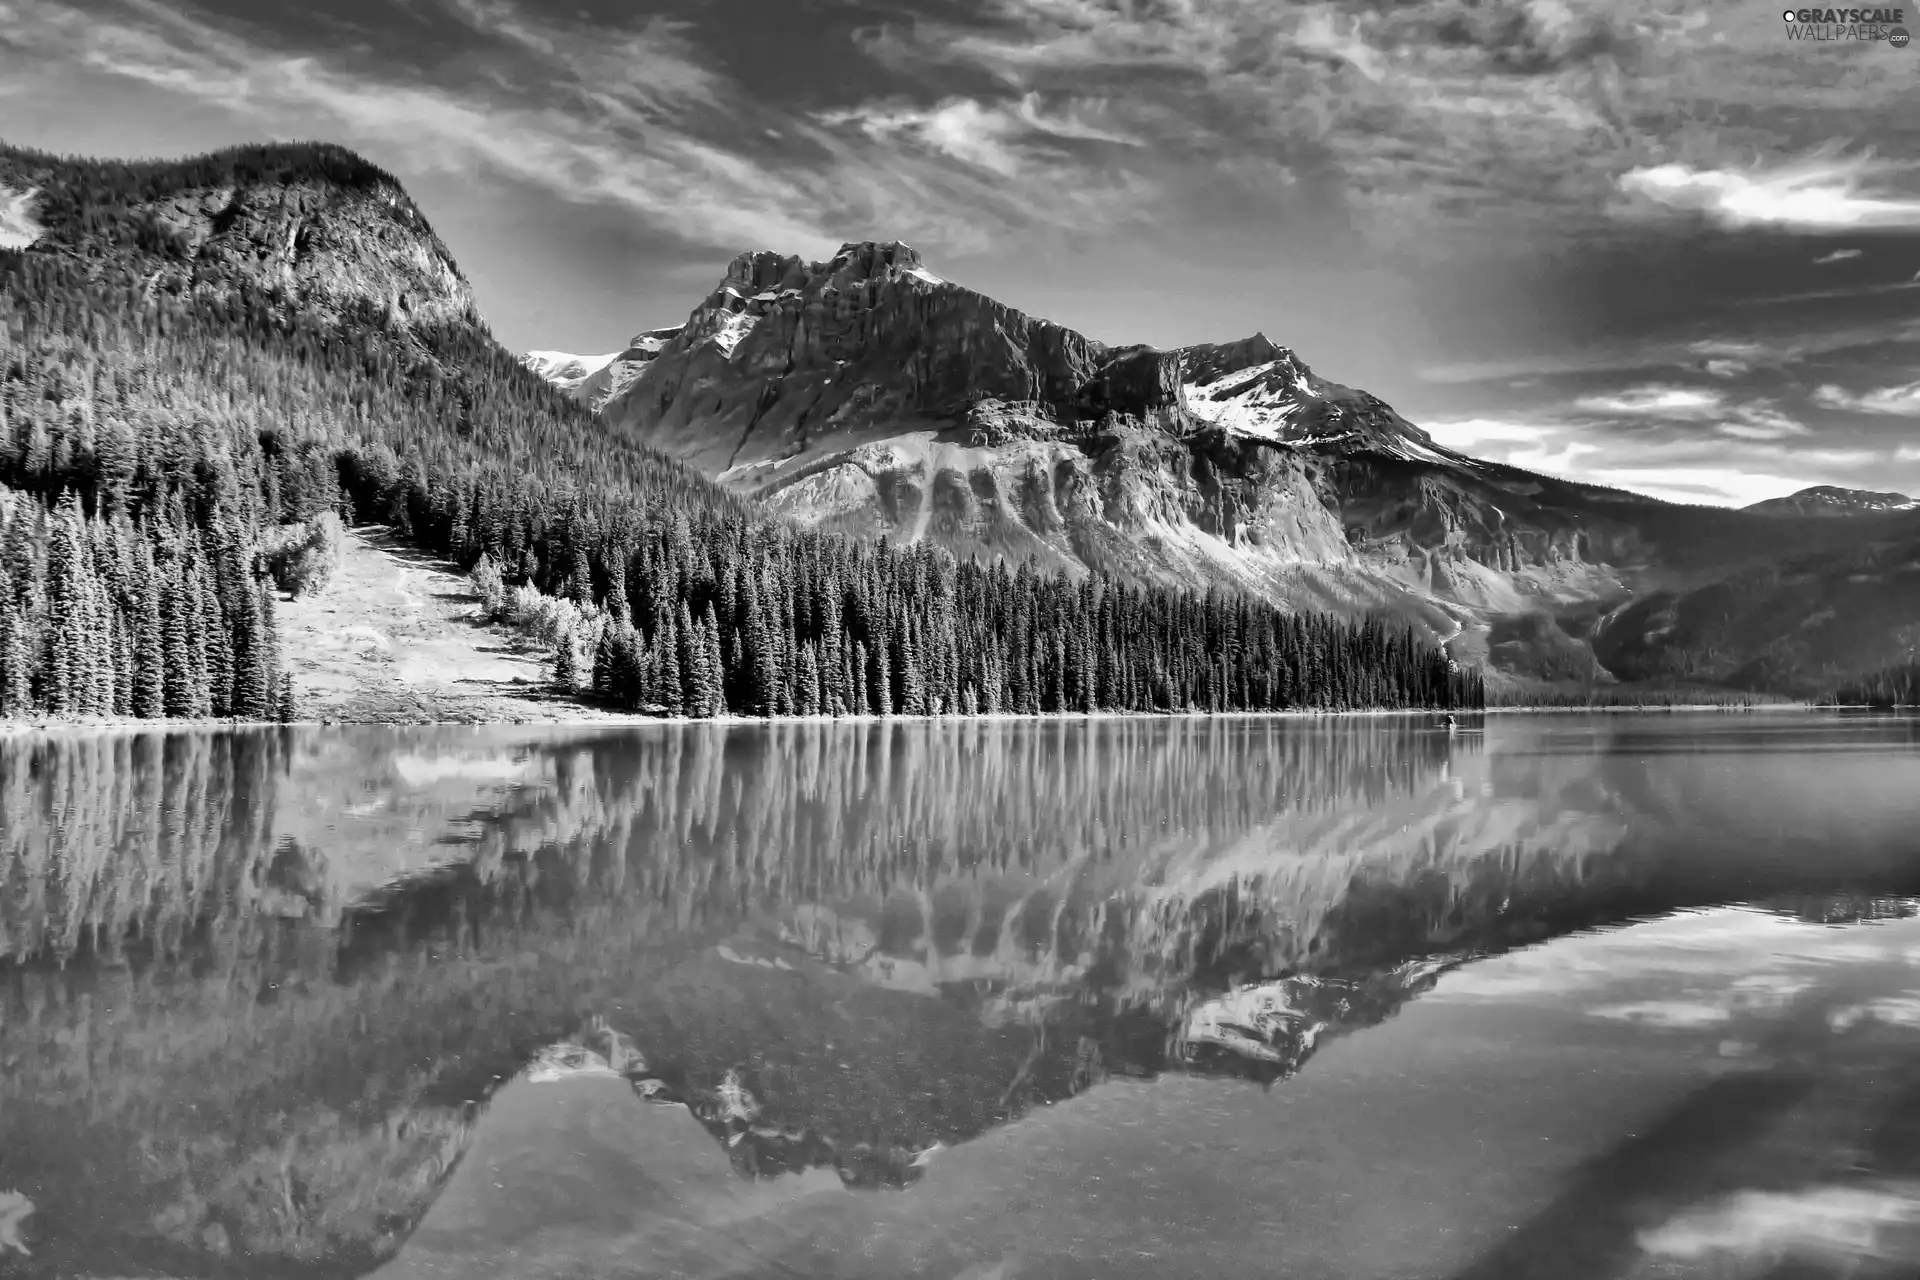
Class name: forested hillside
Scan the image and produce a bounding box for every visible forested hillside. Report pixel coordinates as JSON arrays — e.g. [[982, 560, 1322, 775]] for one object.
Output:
[[0, 141, 1481, 721]]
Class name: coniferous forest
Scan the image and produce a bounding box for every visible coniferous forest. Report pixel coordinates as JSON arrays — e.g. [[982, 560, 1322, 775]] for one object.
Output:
[[0, 141, 1483, 721], [1824, 662, 1920, 708]]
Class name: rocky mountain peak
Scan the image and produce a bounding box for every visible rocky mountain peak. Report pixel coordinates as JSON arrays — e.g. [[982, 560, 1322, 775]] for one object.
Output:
[[825, 239, 934, 284], [588, 241, 1453, 473], [712, 240, 938, 300]]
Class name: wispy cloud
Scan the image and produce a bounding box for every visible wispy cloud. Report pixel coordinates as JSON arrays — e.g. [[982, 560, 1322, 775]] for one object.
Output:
[[12, 0, 1920, 277], [1574, 385, 1726, 418], [1811, 381, 1920, 416], [0, 0, 1162, 259], [1812, 247, 1863, 265], [1565, 385, 1806, 439], [815, 92, 1137, 179], [1615, 151, 1920, 233], [1418, 375, 1865, 505]]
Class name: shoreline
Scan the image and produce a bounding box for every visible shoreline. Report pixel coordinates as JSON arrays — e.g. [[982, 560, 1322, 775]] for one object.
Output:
[[0, 702, 1871, 737]]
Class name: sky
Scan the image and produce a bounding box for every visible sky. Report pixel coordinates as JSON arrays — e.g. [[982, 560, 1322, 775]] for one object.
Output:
[[2, 0, 1919, 507]]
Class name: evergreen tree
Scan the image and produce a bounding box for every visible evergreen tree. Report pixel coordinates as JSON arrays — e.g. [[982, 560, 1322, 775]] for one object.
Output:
[[657, 607, 684, 714], [133, 534, 165, 718], [552, 623, 580, 691]]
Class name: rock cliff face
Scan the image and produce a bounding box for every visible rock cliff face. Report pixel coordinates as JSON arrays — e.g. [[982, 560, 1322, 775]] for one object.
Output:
[[0, 142, 477, 334], [597, 241, 1454, 477], [554, 239, 1907, 689]]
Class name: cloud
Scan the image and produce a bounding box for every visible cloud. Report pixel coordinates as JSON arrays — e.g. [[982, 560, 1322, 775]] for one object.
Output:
[[1415, 349, 1660, 385], [15, 0, 1920, 286], [1811, 381, 1920, 416], [1588, 1000, 1733, 1029], [1574, 385, 1726, 418], [1812, 247, 1863, 264], [1688, 339, 1767, 359], [1418, 417, 1558, 449], [1614, 150, 1920, 233], [1714, 403, 1809, 441], [1829, 996, 1920, 1032], [1638, 1183, 1920, 1268], [842, 0, 1865, 256], [815, 92, 1137, 179], [0, 0, 1163, 261], [1419, 381, 1859, 504]]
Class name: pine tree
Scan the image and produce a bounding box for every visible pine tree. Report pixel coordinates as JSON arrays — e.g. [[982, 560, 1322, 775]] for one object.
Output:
[[701, 604, 727, 717], [657, 607, 684, 713], [552, 622, 579, 691], [234, 581, 271, 718], [871, 634, 893, 715], [850, 641, 870, 716], [676, 599, 700, 716], [161, 553, 195, 718], [133, 533, 165, 718], [797, 643, 820, 716], [44, 493, 84, 714]]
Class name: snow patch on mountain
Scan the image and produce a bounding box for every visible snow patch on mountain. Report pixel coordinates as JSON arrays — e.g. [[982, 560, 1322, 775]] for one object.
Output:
[[711, 309, 760, 357], [1744, 485, 1920, 518], [0, 186, 44, 250], [524, 350, 619, 387], [1180, 360, 1307, 440], [628, 326, 681, 356]]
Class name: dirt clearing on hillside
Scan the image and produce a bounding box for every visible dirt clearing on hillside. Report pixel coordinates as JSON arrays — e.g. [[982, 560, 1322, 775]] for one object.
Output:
[[276, 524, 638, 724]]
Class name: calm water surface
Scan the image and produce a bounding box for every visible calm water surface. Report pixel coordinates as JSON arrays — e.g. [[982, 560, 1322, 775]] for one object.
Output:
[[5, 712, 1920, 1279]]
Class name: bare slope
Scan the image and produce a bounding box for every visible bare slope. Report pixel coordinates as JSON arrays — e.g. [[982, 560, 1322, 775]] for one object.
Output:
[[278, 525, 628, 723]]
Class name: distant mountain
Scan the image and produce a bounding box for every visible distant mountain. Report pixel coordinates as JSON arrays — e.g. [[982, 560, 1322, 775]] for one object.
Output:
[[1589, 528, 1920, 694], [523, 326, 679, 412], [536, 241, 1917, 695], [1744, 485, 1919, 518]]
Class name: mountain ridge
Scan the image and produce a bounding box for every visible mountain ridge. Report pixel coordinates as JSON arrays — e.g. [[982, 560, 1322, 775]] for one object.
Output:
[[1744, 485, 1919, 518], [3, 139, 1477, 728], [536, 237, 1918, 694]]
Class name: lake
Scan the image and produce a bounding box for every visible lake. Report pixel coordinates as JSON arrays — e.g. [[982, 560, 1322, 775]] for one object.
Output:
[[5, 712, 1920, 1279]]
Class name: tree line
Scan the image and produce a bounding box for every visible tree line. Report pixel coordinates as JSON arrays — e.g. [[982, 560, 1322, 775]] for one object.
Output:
[[1, 141, 1483, 722], [0, 487, 293, 719], [1822, 661, 1920, 708]]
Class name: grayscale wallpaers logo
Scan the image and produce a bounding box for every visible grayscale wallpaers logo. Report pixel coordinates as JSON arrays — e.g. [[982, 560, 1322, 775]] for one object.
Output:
[[1782, 7, 1910, 42]]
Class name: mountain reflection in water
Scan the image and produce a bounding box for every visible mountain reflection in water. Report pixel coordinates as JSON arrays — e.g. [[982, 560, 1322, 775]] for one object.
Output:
[[3, 713, 1920, 1279]]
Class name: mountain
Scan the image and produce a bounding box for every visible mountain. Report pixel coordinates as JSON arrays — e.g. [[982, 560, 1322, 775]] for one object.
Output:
[[1588, 524, 1920, 694], [542, 240, 1911, 695], [2, 140, 1471, 726], [1744, 485, 1919, 518], [1, 141, 476, 336], [522, 326, 678, 411]]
